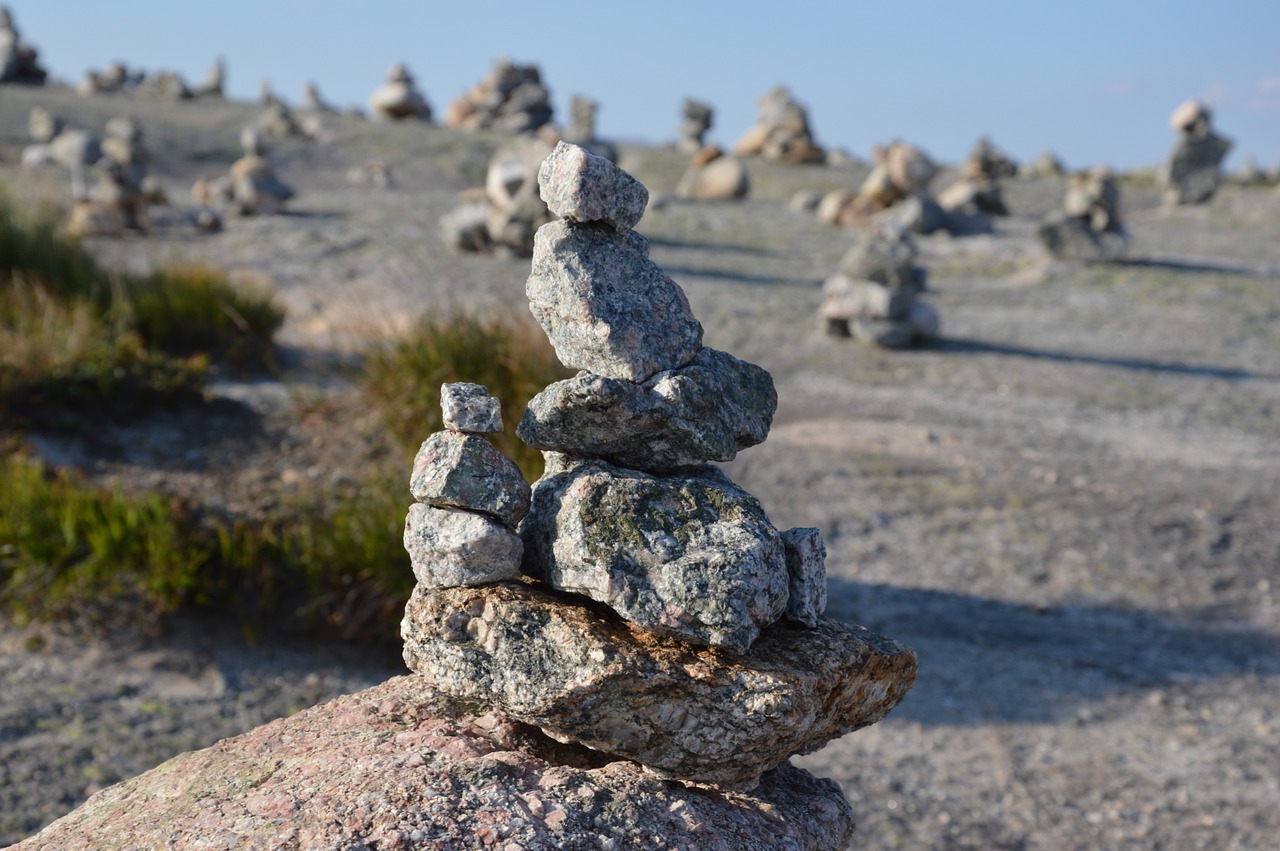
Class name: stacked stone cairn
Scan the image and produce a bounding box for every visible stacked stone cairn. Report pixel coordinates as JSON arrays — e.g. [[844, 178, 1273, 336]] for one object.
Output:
[[733, 85, 826, 164], [677, 97, 714, 152], [1158, 99, 1232, 205], [1020, 149, 1066, 178], [401, 141, 917, 798], [0, 5, 46, 84], [77, 61, 143, 96], [440, 135, 554, 256], [67, 117, 158, 237], [368, 62, 432, 121], [815, 140, 945, 234], [561, 94, 618, 162], [192, 127, 296, 218], [444, 56, 554, 134], [675, 143, 750, 201], [191, 57, 225, 98], [1037, 166, 1127, 262], [819, 225, 940, 348], [937, 135, 1017, 218]]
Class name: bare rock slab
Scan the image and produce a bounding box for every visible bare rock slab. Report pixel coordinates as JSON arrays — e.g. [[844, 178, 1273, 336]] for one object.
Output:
[[404, 503, 523, 588], [538, 140, 650, 233], [11, 676, 855, 851], [410, 431, 530, 527], [521, 459, 788, 653], [527, 219, 703, 382], [441, 381, 503, 433], [402, 582, 918, 787], [517, 347, 777, 473]]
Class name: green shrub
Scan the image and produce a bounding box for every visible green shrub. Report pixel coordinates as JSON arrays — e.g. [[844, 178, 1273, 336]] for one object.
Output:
[[362, 309, 571, 480]]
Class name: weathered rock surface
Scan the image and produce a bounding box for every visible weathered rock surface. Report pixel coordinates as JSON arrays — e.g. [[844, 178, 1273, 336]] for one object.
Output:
[[402, 582, 917, 787], [404, 503, 523, 588], [676, 149, 751, 201], [520, 458, 787, 652], [441, 381, 504, 433], [11, 675, 856, 851], [409, 430, 530, 527], [538, 141, 648, 233], [527, 219, 703, 382], [781, 526, 827, 628], [518, 347, 776, 473]]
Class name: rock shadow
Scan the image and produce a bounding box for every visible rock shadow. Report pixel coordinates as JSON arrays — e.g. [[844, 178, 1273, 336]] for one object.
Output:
[[826, 579, 1280, 726], [659, 264, 817, 289], [935, 337, 1273, 381], [1116, 256, 1280, 279]]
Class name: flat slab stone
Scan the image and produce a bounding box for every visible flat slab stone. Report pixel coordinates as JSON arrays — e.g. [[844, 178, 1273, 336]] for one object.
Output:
[[517, 347, 777, 473], [410, 431, 530, 528], [441, 382, 503, 433], [404, 504, 523, 588], [11, 676, 855, 851], [401, 582, 918, 787], [527, 219, 703, 383], [520, 459, 787, 653], [538, 140, 649, 233]]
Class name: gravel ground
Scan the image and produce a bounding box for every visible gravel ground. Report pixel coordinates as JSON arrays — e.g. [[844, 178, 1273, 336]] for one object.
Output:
[[3, 85, 1279, 849]]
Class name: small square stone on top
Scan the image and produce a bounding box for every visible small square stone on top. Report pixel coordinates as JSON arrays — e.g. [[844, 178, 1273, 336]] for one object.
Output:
[[441, 382, 503, 433], [538, 141, 649, 233]]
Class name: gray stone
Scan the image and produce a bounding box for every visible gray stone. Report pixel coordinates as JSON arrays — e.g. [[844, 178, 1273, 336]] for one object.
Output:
[[520, 458, 787, 653], [1037, 213, 1128, 262], [410, 431, 530, 528], [781, 527, 827, 628], [837, 229, 924, 292], [1160, 131, 1232, 205], [872, 192, 948, 235], [675, 154, 750, 201], [537, 141, 649, 233], [401, 582, 918, 787], [517, 347, 776, 473], [441, 382, 503, 433], [439, 201, 492, 252], [403, 504, 523, 588], [527, 219, 703, 382]]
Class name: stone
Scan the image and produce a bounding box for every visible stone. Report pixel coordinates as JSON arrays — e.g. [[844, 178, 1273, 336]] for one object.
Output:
[[403, 504, 523, 588], [732, 86, 824, 164], [781, 527, 827, 628], [538, 142, 648, 233], [27, 106, 60, 142], [677, 97, 713, 152], [520, 459, 787, 653], [815, 188, 855, 225], [1037, 213, 1126, 262], [885, 141, 937, 194], [789, 189, 822, 213], [517, 347, 776, 473], [0, 6, 46, 85], [446, 57, 553, 135], [1039, 166, 1127, 261], [1020, 150, 1066, 178], [402, 582, 918, 787], [527, 219, 703, 382], [838, 228, 924, 291], [675, 150, 750, 201], [368, 62, 432, 121], [441, 382, 504, 433], [1159, 99, 1232, 205], [872, 191, 949, 235], [409, 431, 530, 527], [192, 57, 224, 98]]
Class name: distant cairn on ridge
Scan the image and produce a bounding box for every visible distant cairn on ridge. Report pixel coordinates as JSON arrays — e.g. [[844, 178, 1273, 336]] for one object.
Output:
[[1158, 99, 1232, 206], [1037, 166, 1127, 262]]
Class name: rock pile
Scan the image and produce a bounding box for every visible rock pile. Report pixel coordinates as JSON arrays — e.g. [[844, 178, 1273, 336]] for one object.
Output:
[[937, 136, 1016, 217], [1021, 149, 1066, 178], [561, 95, 617, 162], [819, 225, 940, 347], [439, 135, 554, 256], [191, 57, 224, 98], [192, 127, 296, 217], [76, 62, 142, 96], [403, 141, 917, 796], [733, 85, 825, 164], [1158, 99, 1232, 205], [368, 62, 432, 121], [677, 97, 713, 152], [1037, 166, 1127, 262], [67, 116, 157, 237], [815, 140, 944, 233], [0, 5, 46, 84], [675, 144, 750, 201], [444, 57, 554, 134]]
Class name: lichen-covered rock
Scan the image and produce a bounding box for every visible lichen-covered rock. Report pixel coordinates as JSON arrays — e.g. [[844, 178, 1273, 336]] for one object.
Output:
[[10, 676, 857, 851], [401, 582, 917, 787], [520, 458, 787, 652], [441, 381, 503, 433], [781, 527, 827, 628], [527, 219, 703, 382], [517, 347, 776, 473], [410, 431, 530, 527], [404, 504, 523, 588], [538, 141, 649, 233]]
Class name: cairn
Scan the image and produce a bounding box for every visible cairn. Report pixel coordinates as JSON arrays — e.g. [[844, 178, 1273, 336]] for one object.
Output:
[[561, 94, 617, 162], [733, 85, 825, 164], [368, 62, 432, 121], [77, 61, 141, 96], [675, 143, 750, 200], [135, 70, 193, 102], [301, 80, 339, 114], [444, 57, 553, 134], [819, 226, 940, 347], [1020, 150, 1066, 178], [937, 136, 1016, 217], [1159, 99, 1232, 205], [401, 142, 916, 800], [1037, 166, 1127, 261], [439, 135, 554, 256], [63, 117, 155, 236], [193, 127, 295, 217], [814, 140, 944, 235], [192, 57, 225, 98], [677, 97, 713, 152], [0, 5, 46, 84]]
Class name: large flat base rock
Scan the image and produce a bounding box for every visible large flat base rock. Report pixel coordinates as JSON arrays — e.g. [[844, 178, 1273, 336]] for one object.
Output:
[[11, 676, 854, 851], [402, 581, 917, 787]]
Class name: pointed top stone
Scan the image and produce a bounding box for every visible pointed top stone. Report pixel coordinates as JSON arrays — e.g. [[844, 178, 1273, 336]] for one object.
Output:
[[538, 141, 649, 233], [441, 382, 503, 433]]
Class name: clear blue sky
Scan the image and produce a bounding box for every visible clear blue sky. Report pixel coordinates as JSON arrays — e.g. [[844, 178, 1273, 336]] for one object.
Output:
[[14, 1, 1280, 169]]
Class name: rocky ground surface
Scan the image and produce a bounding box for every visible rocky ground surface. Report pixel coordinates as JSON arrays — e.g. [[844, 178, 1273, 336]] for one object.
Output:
[[3, 85, 1280, 849]]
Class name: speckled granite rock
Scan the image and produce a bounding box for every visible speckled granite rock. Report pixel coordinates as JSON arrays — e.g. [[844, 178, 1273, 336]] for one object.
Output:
[[403, 504, 523, 588], [440, 381, 503, 433], [517, 347, 777, 473], [9, 675, 856, 851], [526, 219, 703, 382], [538, 141, 649, 233], [409, 430, 530, 528], [781, 526, 827, 628], [520, 458, 788, 653], [401, 583, 918, 787]]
